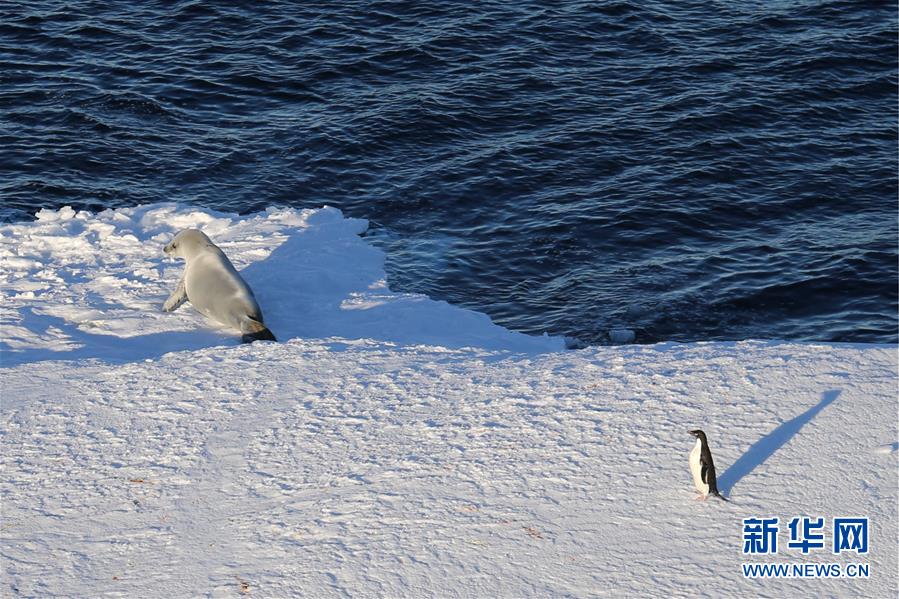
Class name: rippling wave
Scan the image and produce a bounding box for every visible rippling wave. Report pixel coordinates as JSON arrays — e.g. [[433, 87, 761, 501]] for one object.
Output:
[[2, 0, 896, 344]]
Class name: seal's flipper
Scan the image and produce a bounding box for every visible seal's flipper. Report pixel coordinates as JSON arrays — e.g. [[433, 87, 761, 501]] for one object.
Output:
[[241, 316, 277, 343], [163, 276, 188, 312], [241, 328, 277, 343]]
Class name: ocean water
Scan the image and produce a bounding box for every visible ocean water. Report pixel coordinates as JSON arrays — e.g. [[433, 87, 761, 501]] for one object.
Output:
[[1, 0, 896, 345]]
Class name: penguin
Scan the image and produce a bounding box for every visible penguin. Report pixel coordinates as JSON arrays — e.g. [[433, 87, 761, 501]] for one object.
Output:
[[688, 429, 727, 501]]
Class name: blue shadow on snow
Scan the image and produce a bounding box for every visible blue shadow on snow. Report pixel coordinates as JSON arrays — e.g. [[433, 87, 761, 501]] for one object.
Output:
[[717, 389, 841, 495]]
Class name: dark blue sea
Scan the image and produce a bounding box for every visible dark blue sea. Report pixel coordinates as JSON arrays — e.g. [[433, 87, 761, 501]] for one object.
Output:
[[2, 1, 897, 345]]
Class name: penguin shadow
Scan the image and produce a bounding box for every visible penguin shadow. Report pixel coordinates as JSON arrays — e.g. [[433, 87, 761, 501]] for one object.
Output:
[[717, 389, 841, 496]]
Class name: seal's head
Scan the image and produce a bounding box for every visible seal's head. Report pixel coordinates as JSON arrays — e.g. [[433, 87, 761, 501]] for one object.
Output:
[[164, 229, 214, 260]]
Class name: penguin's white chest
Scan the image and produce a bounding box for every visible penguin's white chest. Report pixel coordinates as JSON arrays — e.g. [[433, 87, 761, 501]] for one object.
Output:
[[689, 439, 708, 496]]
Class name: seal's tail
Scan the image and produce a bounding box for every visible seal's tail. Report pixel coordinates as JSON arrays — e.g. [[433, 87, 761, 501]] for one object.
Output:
[[241, 316, 277, 343]]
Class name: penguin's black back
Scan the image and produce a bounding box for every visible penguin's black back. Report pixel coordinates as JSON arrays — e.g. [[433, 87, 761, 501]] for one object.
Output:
[[695, 432, 727, 500], [700, 442, 720, 494], [690, 429, 727, 500]]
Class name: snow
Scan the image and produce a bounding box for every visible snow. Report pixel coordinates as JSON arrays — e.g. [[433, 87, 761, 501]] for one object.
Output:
[[1, 204, 897, 597], [0, 204, 562, 365]]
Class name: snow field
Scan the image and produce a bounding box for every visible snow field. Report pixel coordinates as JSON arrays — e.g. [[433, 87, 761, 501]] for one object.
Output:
[[1, 205, 896, 597]]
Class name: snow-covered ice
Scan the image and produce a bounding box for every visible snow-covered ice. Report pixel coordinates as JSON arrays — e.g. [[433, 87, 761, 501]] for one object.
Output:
[[1, 205, 896, 597], [0, 204, 562, 365]]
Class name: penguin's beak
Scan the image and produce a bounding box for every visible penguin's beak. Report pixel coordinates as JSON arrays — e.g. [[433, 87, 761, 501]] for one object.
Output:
[[688, 430, 700, 437]]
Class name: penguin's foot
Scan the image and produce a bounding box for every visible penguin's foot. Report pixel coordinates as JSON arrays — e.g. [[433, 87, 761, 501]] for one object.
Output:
[[694, 495, 707, 501]]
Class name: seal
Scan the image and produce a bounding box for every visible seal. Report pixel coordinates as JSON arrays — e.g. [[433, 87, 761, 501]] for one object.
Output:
[[162, 229, 276, 343]]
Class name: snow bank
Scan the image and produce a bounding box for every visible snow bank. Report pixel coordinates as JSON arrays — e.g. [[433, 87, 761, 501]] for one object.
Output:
[[1, 205, 896, 597], [0, 203, 564, 365]]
